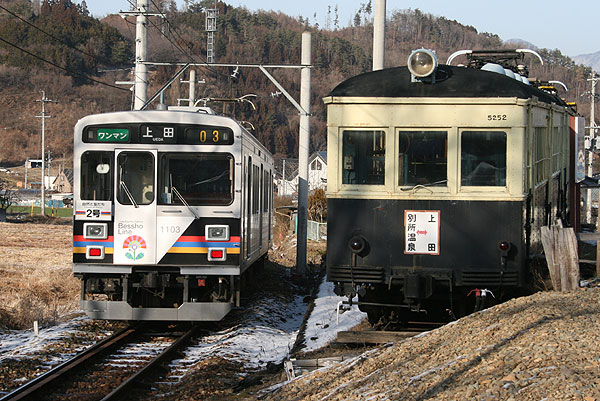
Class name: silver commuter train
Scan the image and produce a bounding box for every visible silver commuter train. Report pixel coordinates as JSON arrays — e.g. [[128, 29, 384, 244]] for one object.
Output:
[[324, 49, 578, 324], [73, 107, 273, 321]]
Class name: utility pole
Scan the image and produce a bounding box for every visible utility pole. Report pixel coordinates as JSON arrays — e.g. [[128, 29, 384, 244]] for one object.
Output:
[[587, 72, 599, 224], [120, 0, 164, 109], [134, 0, 149, 109], [179, 70, 206, 106], [296, 31, 312, 276], [372, 0, 386, 71], [35, 90, 57, 217]]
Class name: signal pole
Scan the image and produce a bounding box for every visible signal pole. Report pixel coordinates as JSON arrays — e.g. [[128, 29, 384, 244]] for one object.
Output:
[[205, 3, 217, 63], [35, 91, 57, 217]]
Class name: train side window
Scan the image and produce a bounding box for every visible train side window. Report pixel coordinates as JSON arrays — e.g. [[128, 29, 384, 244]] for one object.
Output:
[[253, 165, 260, 214], [461, 131, 507, 186], [263, 170, 269, 212], [342, 130, 385, 185], [158, 153, 233, 206], [117, 152, 154, 205], [81, 151, 113, 201], [398, 131, 447, 186]]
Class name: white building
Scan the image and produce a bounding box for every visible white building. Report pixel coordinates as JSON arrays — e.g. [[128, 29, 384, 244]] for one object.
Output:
[[277, 152, 327, 196]]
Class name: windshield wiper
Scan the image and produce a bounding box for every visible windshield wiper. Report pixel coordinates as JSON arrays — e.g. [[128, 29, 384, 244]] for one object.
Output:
[[401, 179, 448, 192], [189, 170, 229, 187], [171, 186, 200, 219], [120, 181, 139, 208]]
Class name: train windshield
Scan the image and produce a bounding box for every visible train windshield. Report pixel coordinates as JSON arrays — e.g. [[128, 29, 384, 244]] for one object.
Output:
[[116, 152, 155, 205], [342, 130, 385, 185], [81, 151, 112, 201], [398, 131, 447, 186], [158, 153, 233, 206], [461, 131, 507, 186]]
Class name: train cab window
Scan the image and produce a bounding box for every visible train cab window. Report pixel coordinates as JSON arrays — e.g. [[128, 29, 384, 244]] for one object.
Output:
[[117, 152, 154, 205], [158, 153, 233, 206], [398, 131, 447, 186], [342, 130, 385, 185], [81, 151, 113, 201], [461, 131, 507, 186]]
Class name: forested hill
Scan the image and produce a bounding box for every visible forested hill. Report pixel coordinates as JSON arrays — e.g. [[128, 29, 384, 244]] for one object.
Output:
[[0, 0, 593, 166]]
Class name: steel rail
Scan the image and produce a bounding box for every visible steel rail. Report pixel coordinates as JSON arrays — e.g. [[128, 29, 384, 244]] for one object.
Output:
[[101, 325, 202, 401], [0, 326, 139, 401]]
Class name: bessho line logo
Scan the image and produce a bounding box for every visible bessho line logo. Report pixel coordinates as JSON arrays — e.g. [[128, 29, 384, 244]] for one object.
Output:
[[123, 235, 146, 260]]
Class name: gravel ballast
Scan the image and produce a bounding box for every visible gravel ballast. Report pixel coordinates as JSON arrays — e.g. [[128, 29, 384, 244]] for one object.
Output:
[[266, 288, 600, 401]]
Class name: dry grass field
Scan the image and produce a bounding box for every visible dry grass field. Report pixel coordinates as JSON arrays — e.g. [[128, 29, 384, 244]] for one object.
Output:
[[0, 221, 78, 330]]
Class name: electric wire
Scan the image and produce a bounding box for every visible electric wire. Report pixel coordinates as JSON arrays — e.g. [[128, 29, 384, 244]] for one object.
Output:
[[0, 3, 129, 68], [0, 35, 130, 92], [125, 0, 199, 65], [148, 0, 204, 63]]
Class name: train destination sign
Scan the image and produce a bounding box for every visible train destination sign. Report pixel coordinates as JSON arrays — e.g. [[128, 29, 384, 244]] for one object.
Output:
[[140, 125, 177, 144], [84, 124, 234, 145], [404, 210, 440, 255], [95, 128, 130, 143]]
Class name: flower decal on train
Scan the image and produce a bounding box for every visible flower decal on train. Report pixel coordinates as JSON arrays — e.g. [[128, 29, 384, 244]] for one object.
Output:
[[123, 235, 146, 260]]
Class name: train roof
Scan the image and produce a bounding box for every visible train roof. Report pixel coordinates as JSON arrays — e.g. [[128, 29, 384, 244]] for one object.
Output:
[[328, 65, 566, 106]]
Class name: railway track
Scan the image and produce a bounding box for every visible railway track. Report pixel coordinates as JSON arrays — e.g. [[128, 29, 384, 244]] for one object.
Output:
[[0, 323, 202, 401]]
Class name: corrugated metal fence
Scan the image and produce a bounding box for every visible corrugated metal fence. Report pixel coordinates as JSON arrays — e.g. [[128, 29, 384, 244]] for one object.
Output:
[[307, 220, 327, 242]]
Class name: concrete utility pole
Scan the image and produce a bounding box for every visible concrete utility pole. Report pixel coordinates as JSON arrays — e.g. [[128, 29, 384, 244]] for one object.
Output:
[[587, 72, 598, 224], [119, 1, 167, 109], [372, 0, 386, 71], [296, 31, 312, 276], [134, 0, 149, 109], [35, 90, 57, 217]]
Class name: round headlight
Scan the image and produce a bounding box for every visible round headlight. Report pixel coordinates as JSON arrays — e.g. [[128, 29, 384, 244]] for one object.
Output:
[[499, 241, 511, 252], [348, 236, 366, 254], [407, 49, 438, 78]]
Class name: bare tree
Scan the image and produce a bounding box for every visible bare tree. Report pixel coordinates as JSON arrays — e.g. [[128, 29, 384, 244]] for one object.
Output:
[[0, 178, 19, 222]]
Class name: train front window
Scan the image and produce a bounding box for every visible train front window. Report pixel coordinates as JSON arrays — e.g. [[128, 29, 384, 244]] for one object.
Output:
[[398, 131, 447, 186], [461, 131, 507, 186], [81, 151, 113, 201], [342, 130, 385, 185], [159, 153, 233, 206], [117, 152, 154, 205]]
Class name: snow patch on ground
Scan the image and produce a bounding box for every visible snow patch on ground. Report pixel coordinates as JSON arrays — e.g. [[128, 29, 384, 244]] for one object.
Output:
[[175, 293, 307, 370], [0, 315, 93, 362], [300, 278, 366, 352], [172, 276, 366, 372]]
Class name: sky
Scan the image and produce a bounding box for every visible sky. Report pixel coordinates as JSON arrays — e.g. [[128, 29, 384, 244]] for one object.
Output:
[[87, 1, 599, 57]]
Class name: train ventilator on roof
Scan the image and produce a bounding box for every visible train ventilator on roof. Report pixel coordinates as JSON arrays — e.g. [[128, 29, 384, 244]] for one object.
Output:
[[408, 48, 438, 83]]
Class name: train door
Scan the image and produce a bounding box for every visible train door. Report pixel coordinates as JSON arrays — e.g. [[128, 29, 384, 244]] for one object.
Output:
[[113, 149, 158, 265], [259, 164, 264, 250], [245, 156, 252, 258]]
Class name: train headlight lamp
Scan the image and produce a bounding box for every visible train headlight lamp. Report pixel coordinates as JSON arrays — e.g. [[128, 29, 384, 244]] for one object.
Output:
[[498, 241, 511, 252], [83, 223, 108, 239], [408, 48, 438, 82], [206, 225, 230, 241], [348, 236, 366, 254]]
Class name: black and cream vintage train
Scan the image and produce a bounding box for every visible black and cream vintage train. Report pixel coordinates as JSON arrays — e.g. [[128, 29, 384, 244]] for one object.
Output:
[[324, 49, 581, 324], [73, 107, 273, 321]]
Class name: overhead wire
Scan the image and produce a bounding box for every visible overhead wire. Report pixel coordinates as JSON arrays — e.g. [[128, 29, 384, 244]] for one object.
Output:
[[124, 0, 232, 107], [127, 0, 200, 65], [0, 35, 130, 92], [0, 3, 129, 68], [144, 0, 227, 79]]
